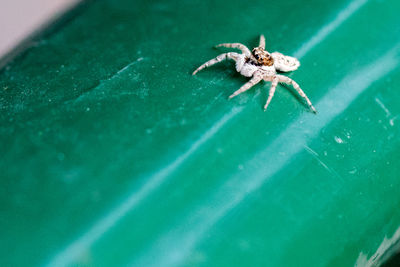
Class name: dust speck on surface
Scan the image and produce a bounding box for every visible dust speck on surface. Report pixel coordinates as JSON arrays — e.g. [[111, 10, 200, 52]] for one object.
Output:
[[334, 136, 344, 144], [349, 168, 357, 174]]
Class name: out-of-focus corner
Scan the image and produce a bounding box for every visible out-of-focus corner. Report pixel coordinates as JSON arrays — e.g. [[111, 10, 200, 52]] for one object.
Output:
[[0, 0, 79, 59]]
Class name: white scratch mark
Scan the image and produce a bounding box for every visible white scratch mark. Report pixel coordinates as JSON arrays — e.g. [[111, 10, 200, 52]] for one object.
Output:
[[303, 144, 319, 157], [71, 57, 147, 104], [375, 97, 397, 126], [115, 57, 145, 76], [375, 97, 391, 117], [304, 145, 339, 177]]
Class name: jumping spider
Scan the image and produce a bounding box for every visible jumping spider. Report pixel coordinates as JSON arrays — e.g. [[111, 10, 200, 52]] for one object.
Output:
[[192, 35, 317, 113]]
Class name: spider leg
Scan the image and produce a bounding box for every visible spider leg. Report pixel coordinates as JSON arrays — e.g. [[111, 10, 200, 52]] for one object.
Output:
[[229, 72, 263, 99], [276, 74, 317, 113], [192, 52, 240, 75], [264, 76, 278, 111], [215, 43, 252, 57], [259, 34, 266, 49]]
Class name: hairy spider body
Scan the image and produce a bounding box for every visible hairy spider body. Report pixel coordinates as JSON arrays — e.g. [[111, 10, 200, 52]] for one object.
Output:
[[192, 35, 316, 113]]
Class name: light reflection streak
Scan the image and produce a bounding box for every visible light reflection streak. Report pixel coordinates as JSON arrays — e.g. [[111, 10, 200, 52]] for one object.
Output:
[[46, 107, 242, 266], [293, 0, 367, 58]]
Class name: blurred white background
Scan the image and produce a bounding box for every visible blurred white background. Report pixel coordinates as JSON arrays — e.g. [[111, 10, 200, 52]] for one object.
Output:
[[0, 0, 79, 58]]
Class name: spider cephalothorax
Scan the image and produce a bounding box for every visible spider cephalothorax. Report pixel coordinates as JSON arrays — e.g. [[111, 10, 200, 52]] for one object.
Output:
[[252, 47, 274, 66], [192, 34, 316, 113]]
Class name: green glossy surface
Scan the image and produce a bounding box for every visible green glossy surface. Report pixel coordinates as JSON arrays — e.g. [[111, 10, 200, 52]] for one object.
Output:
[[1, 0, 400, 266]]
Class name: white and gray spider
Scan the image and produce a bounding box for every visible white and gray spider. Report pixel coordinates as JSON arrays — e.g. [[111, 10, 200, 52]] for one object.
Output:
[[192, 35, 317, 113]]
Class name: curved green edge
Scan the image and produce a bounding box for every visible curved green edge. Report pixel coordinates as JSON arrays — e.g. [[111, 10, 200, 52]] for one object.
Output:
[[1, 0, 400, 266]]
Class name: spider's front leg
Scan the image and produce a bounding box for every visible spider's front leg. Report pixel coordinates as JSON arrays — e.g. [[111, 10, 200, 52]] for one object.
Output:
[[215, 43, 252, 58], [276, 74, 317, 113], [263, 76, 279, 111], [229, 71, 263, 99], [259, 34, 266, 49], [192, 52, 240, 75]]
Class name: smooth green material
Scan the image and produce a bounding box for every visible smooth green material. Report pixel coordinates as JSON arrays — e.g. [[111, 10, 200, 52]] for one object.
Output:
[[1, 0, 400, 266]]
